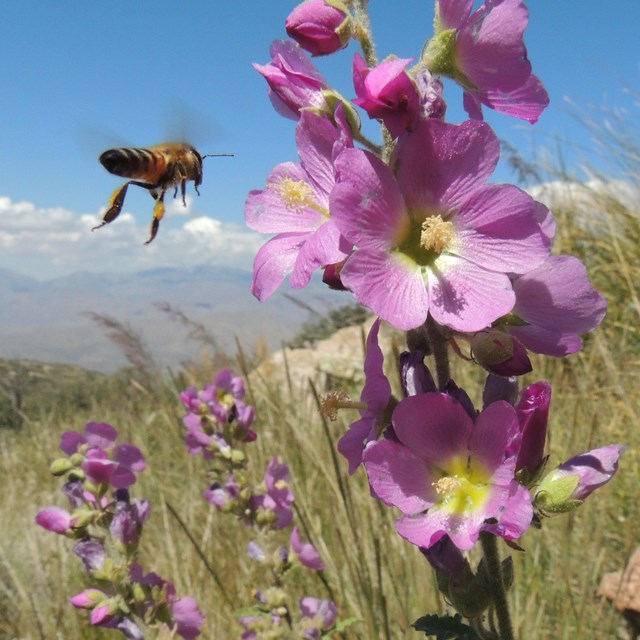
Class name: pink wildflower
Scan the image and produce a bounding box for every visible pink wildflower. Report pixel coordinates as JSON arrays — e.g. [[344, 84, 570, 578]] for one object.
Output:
[[363, 393, 533, 550], [330, 118, 551, 331], [286, 0, 351, 57], [246, 109, 352, 301]]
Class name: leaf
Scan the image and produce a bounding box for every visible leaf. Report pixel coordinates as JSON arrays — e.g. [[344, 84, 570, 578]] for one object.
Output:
[[323, 617, 362, 636], [412, 613, 480, 639]]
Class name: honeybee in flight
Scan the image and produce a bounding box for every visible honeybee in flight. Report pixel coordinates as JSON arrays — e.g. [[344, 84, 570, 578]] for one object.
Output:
[[93, 142, 232, 244]]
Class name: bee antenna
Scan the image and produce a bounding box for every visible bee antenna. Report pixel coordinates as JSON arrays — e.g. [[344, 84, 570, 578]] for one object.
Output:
[[202, 153, 234, 159]]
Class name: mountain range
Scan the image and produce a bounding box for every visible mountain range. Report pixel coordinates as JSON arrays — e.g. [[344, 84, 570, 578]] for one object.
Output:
[[0, 266, 333, 372]]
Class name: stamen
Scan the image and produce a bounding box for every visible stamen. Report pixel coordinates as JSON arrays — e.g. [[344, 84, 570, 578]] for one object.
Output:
[[268, 177, 328, 216], [433, 475, 462, 495], [420, 214, 454, 253], [321, 391, 367, 421]]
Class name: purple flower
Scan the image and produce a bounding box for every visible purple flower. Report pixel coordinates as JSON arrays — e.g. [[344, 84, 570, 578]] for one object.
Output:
[[338, 319, 392, 473], [35, 506, 73, 535], [425, 0, 549, 122], [171, 596, 205, 640], [352, 54, 421, 138], [514, 381, 551, 478], [251, 457, 294, 529], [507, 255, 607, 357], [330, 118, 551, 331], [286, 0, 351, 57], [291, 527, 325, 570], [60, 422, 146, 489], [73, 540, 106, 572], [246, 109, 352, 301], [299, 597, 338, 638], [203, 475, 240, 509], [363, 393, 533, 550], [110, 490, 151, 545], [253, 40, 329, 120]]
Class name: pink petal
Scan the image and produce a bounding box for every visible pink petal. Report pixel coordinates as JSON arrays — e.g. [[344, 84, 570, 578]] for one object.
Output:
[[290, 220, 350, 288], [250, 233, 306, 301], [393, 119, 500, 213], [340, 249, 429, 330], [245, 162, 326, 233], [392, 393, 472, 463], [428, 255, 515, 332], [436, 0, 473, 29], [455, 184, 550, 274], [84, 422, 118, 449], [363, 439, 436, 514], [513, 255, 607, 333], [457, 0, 531, 92], [35, 506, 72, 534], [508, 325, 582, 357], [332, 148, 407, 250], [469, 401, 519, 470]]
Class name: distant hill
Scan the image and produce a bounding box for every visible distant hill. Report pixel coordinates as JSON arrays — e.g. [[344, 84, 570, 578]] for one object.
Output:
[[0, 266, 337, 372]]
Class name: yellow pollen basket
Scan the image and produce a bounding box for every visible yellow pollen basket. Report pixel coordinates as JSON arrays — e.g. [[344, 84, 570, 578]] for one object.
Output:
[[420, 214, 454, 253], [432, 455, 491, 516]]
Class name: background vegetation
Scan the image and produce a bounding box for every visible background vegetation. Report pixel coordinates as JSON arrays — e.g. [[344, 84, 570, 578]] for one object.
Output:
[[0, 106, 638, 639]]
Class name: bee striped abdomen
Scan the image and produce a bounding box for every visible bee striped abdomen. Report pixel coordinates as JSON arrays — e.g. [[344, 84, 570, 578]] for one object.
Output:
[[99, 147, 167, 184]]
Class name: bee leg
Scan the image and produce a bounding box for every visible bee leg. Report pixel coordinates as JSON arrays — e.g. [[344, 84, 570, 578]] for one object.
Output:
[[181, 180, 187, 206], [145, 191, 166, 245], [92, 182, 130, 231]]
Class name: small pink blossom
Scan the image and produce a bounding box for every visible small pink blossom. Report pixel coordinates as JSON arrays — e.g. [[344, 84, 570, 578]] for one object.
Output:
[[352, 54, 421, 138], [35, 506, 73, 535], [254, 40, 329, 119], [291, 527, 325, 570], [286, 0, 351, 57], [246, 108, 352, 301]]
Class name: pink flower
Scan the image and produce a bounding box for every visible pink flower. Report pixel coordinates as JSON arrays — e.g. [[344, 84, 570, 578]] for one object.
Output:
[[251, 457, 295, 529], [285, 0, 351, 57], [35, 506, 73, 535], [60, 422, 146, 489], [291, 527, 325, 570], [507, 255, 607, 357], [330, 118, 551, 331], [363, 393, 533, 550], [171, 596, 205, 640], [299, 597, 338, 637], [513, 381, 551, 478], [253, 40, 329, 119], [246, 109, 352, 301], [425, 0, 549, 122], [352, 54, 421, 138], [338, 319, 392, 473]]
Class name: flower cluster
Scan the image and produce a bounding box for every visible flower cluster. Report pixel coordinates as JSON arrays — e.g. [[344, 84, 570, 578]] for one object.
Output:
[[36, 422, 203, 639], [248, 1, 606, 376], [248, 1, 621, 634], [180, 369, 340, 637]]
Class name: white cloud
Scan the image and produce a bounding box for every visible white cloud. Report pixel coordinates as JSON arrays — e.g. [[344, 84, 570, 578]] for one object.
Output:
[[0, 196, 264, 280]]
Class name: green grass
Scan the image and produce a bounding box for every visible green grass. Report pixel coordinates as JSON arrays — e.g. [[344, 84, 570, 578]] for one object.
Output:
[[1, 114, 639, 639]]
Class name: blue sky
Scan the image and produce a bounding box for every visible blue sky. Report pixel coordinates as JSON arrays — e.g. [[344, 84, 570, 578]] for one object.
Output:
[[1, 0, 638, 280]]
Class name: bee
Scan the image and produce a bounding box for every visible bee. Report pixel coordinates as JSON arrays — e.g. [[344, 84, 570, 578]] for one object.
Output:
[[93, 142, 232, 244]]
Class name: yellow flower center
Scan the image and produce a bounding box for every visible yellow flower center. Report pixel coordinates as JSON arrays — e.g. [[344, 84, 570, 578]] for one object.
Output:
[[268, 177, 329, 217], [420, 214, 454, 253], [432, 454, 491, 516]]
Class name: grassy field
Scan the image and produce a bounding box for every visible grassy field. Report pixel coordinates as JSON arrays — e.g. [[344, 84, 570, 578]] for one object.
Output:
[[0, 120, 638, 639]]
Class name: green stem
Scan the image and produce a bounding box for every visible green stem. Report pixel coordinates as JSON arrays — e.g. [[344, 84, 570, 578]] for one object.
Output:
[[480, 532, 515, 640], [425, 316, 450, 390]]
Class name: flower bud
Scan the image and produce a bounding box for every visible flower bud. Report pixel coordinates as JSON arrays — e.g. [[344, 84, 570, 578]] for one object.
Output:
[[471, 329, 532, 377], [285, 0, 351, 57], [514, 381, 551, 480], [50, 457, 74, 476], [535, 445, 623, 515], [69, 588, 108, 609]]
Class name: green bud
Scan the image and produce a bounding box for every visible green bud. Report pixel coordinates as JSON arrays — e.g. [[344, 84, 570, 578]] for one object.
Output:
[[50, 458, 73, 476], [535, 472, 583, 515]]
